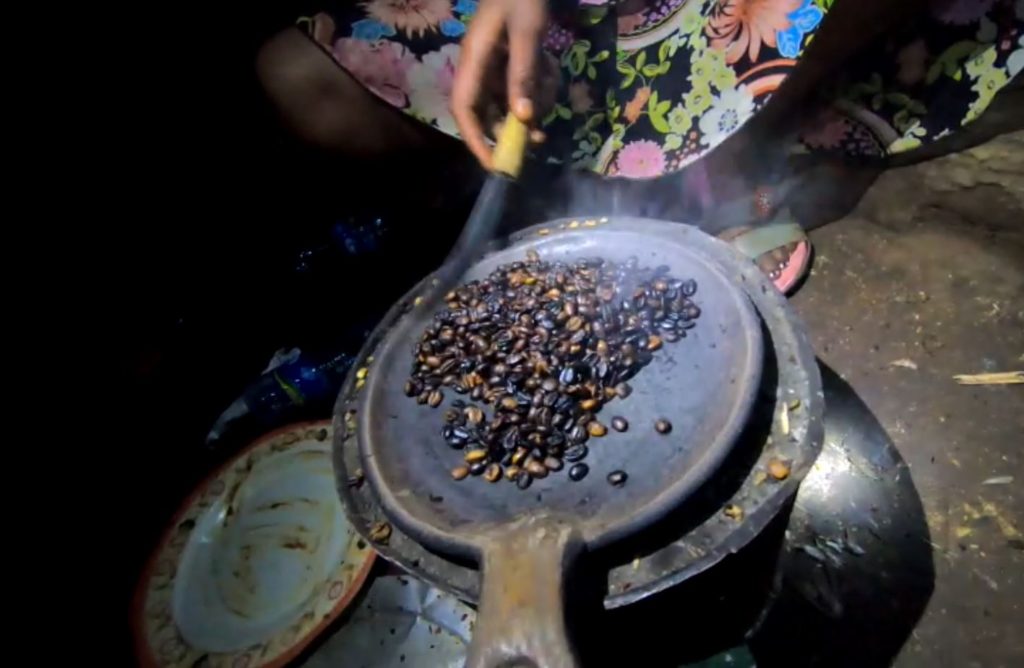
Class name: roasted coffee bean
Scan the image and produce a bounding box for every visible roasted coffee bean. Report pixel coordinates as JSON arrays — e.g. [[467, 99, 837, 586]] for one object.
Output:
[[484, 463, 502, 483], [465, 406, 484, 425], [516, 471, 533, 489], [564, 444, 588, 462], [505, 465, 521, 481], [569, 425, 589, 445], [568, 463, 589, 481], [607, 470, 628, 487], [655, 419, 673, 434], [611, 416, 628, 432], [525, 459, 549, 478], [451, 466, 470, 481], [544, 457, 563, 472], [465, 449, 488, 463], [405, 252, 701, 489]]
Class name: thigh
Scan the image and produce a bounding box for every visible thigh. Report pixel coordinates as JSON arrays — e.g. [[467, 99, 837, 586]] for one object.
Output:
[[257, 27, 446, 155]]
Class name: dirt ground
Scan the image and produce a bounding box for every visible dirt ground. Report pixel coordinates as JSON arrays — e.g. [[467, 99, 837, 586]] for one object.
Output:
[[791, 131, 1023, 667]]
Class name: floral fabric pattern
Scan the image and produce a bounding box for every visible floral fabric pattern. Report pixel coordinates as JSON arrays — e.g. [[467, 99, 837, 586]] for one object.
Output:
[[300, 0, 1020, 177], [797, 0, 1022, 156]]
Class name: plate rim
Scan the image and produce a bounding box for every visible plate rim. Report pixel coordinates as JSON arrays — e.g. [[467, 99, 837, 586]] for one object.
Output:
[[131, 419, 376, 668]]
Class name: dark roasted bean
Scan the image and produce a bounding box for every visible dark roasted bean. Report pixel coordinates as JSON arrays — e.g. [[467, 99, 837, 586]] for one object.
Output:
[[655, 419, 673, 434], [516, 471, 533, 489], [568, 463, 589, 481], [607, 470, 628, 486], [406, 252, 701, 490], [568, 426, 589, 445], [544, 456, 563, 472], [565, 446, 589, 461]]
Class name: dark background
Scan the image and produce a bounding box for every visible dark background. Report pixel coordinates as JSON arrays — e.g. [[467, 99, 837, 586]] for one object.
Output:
[[110, 5, 474, 661]]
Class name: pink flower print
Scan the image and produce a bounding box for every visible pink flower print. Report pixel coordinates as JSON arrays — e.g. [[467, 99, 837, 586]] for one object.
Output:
[[332, 38, 415, 108], [616, 140, 667, 178]]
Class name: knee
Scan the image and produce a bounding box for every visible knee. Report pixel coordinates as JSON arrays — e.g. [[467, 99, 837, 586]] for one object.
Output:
[[256, 29, 346, 148]]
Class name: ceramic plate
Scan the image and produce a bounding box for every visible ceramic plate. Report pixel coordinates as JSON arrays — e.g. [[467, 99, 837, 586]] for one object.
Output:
[[133, 421, 375, 668], [300, 575, 475, 668]]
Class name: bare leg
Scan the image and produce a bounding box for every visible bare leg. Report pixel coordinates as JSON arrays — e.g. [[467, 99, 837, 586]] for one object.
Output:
[[256, 27, 447, 157]]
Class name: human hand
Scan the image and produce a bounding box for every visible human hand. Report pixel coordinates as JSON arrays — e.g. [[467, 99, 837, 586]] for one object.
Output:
[[451, 0, 551, 170]]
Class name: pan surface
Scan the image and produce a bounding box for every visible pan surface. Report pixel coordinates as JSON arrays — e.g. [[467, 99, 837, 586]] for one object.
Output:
[[357, 220, 763, 557]]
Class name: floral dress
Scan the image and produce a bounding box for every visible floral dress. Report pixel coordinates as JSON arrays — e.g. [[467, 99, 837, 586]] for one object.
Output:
[[299, 0, 1022, 177]]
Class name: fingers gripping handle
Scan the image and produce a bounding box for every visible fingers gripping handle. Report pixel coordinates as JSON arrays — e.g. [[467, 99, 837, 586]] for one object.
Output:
[[492, 115, 529, 179]]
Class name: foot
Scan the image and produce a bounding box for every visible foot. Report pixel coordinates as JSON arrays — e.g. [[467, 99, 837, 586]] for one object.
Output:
[[718, 225, 800, 281]]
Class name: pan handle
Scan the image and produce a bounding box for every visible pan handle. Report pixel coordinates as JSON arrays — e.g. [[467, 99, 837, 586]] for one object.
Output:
[[466, 519, 583, 668]]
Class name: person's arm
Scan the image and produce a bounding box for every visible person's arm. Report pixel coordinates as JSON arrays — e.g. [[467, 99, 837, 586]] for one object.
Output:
[[451, 0, 549, 170]]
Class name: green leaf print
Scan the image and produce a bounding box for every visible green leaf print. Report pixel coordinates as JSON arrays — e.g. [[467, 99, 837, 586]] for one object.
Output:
[[636, 50, 647, 72], [642, 63, 661, 77], [647, 91, 671, 133], [657, 61, 671, 75], [617, 61, 637, 89], [591, 50, 610, 63], [658, 40, 672, 64], [587, 64, 598, 80], [556, 104, 572, 120], [585, 113, 606, 131], [926, 40, 982, 85]]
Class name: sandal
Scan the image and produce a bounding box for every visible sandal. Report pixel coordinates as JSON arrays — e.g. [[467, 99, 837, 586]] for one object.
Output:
[[720, 215, 812, 295]]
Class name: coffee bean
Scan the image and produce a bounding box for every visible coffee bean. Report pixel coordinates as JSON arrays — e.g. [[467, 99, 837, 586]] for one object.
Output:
[[484, 463, 502, 483], [655, 419, 672, 434], [405, 252, 701, 490], [564, 444, 588, 462], [607, 470, 628, 487], [451, 466, 470, 480], [568, 463, 590, 481]]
